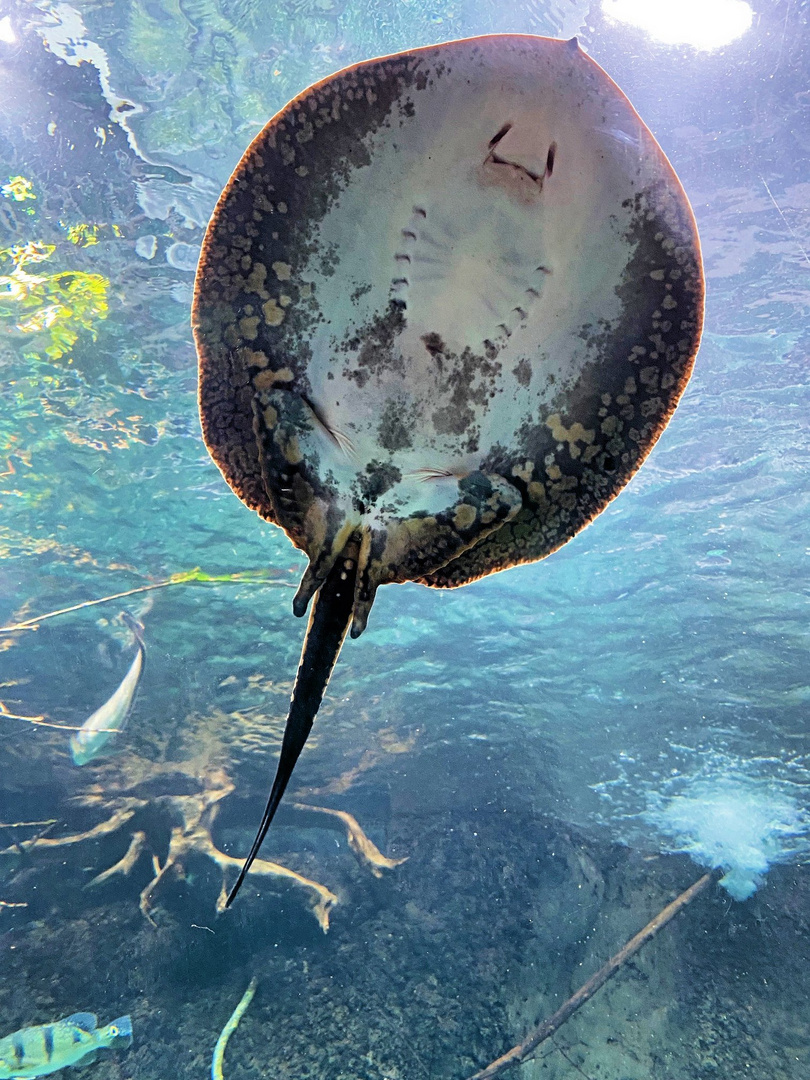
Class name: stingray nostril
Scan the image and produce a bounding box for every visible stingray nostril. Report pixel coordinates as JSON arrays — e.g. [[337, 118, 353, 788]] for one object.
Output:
[[488, 122, 513, 147], [546, 142, 557, 177]]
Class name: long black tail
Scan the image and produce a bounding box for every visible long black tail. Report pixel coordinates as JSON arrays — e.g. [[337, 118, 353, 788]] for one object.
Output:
[[224, 545, 358, 908]]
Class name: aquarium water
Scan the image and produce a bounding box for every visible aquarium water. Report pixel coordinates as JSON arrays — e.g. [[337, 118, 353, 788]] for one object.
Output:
[[0, 1, 808, 1078]]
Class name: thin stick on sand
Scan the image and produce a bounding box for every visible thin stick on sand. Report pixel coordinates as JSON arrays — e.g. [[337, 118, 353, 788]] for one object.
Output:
[[211, 977, 258, 1080], [465, 870, 719, 1080]]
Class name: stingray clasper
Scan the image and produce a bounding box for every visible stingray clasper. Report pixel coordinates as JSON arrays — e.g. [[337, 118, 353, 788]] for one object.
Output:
[[193, 34, 704, 906]]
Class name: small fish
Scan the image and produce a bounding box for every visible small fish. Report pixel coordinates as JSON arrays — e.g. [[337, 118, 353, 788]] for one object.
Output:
[[0, 1013, 132, 1079], [70, 613, 145, 766]]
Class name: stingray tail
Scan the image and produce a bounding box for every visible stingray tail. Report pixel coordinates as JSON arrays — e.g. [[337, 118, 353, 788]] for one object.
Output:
[[223, 542, 359, 908]]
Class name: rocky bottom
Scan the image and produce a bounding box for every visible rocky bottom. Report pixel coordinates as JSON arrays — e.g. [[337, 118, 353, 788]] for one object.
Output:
[[0, 745, 808, 1080]]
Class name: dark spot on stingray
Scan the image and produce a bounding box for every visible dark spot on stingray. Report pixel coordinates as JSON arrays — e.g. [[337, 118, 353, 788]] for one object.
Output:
[[421, 331, 445, 357], [432, 401, 474, 436], [350, 282, 373, 304], [357, 460, 402, 504], [512, 358, 532, 386], [378, 399, 413, 452]]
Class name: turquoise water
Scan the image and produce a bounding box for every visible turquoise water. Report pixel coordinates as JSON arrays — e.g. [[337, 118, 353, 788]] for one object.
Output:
[[1, 1, 808, 1078]]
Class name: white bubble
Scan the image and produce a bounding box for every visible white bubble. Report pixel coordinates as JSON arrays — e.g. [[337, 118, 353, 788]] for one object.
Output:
[[0, 16, 17, 44], [166, 242, 200, 273], [644, 776, 809, 900], [594, 748, 810, 900], [135, 235, 158, 260]]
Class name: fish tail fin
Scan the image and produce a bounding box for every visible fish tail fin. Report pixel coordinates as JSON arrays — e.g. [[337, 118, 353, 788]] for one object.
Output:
[[120, 612, 145, 649], [102, 1016, 132, 1048], [223, 541, 359, 909]]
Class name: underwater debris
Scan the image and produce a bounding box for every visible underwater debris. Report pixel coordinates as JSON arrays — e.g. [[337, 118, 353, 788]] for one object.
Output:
[[2, 806, 139, 851], [0, 756, 408, 931], [0, 1013, 132, 1080], [210, 977, 258, 1080], [85, 830, 146, 888], [465, 870, 719, 1079], [70, 612, 145, 766], [0, 702, 57, 728], [134, 767, 338, 930]]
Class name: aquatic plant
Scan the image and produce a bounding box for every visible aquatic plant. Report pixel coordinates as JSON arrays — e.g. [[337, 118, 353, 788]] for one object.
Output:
[[211, 977, 258, 1080], [2, 175, 37, 208], [63, 222, 123, 248], [0, 241, 109, 360], [0, 568, 296, 634]]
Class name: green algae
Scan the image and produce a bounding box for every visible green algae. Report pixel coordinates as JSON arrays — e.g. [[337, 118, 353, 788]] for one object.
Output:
[[0, 241, 109, 361]]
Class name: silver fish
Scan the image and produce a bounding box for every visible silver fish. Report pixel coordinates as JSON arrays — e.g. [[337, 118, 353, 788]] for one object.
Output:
[[70, 613, 144, 766], [0, 1013, 132, 1079]]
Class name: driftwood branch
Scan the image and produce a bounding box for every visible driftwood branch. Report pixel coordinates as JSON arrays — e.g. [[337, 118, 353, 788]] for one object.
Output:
[[465, 870, 718, 1080], [291, 802, 407, 877], [85, 830, 147, 887]]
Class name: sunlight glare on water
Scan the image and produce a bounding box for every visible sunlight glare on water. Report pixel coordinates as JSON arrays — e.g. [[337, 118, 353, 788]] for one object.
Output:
[[602, 0, 754, 50]]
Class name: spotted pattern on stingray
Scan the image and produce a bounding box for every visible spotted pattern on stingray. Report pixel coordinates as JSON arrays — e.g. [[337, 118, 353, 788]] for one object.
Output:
[[194, 34, 703, 628]]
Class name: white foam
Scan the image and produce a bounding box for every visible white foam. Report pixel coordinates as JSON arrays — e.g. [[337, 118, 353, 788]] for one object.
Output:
[[643, 774, 810, 900], [593, 748, 810, 900]]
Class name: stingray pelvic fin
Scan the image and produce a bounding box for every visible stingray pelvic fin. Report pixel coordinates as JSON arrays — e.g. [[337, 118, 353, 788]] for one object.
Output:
[[349, 470, 523, 637]]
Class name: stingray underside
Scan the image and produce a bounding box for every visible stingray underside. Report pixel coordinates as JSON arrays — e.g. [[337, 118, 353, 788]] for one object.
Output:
[[194, 34, 703, 629]]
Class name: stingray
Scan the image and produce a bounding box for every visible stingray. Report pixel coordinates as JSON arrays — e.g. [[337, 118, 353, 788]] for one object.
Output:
[[193, 34, 704, 907]]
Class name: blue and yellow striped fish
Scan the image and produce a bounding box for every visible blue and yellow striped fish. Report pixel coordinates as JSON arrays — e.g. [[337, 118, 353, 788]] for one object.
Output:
[[0, 1013, 132, 1079]]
